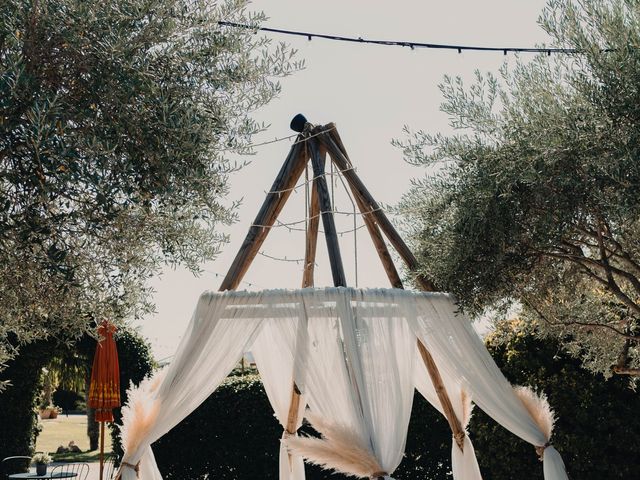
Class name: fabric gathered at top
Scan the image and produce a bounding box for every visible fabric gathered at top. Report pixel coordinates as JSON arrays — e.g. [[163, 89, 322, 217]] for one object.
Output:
[[116, 287, 569, 480]]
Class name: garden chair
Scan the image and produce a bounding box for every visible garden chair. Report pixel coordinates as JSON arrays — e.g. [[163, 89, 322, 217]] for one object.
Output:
[[1, 456, 32, 479], [49, 462, 90, 480], [104, 455, 118, 480]]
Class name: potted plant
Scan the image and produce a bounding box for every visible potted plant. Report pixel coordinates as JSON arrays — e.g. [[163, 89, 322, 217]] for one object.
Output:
[[39, 403, 62, 419], [32, 453, 51, 476]]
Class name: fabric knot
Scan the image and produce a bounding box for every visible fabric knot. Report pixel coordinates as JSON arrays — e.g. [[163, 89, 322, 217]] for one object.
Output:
[[370, 471, 388, 479], [123, 461, 140, 477], [453, 431, 466, 451], [535, 442, 551, 461]]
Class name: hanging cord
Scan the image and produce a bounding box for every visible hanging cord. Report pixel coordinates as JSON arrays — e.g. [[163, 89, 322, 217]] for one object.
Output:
[[242, 125, 337, 152], [265, 168, 354, 196], [304, 159, 309, 240], [205, 270, 262, 289], [252, 208, 381, 229], [330, 159, 335, 212], [258, 251, 309, 264], [334, 162, 359, 287]]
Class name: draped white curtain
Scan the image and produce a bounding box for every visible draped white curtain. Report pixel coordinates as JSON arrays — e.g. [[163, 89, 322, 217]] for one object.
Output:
[[116, 287, 569, 480], [408, 292, 569, 480], [299, 288, 416, 478], [251, 315, 308, 480], [117, 292, 266, 480], [414, 349, 482, 480]]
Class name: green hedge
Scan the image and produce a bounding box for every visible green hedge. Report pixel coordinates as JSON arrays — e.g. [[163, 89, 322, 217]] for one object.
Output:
[[52, 389, 84, 412], [0, 338, 57, 476]]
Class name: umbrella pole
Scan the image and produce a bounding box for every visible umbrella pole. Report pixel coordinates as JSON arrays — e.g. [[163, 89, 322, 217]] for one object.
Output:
[[99, 421, 105, 480]]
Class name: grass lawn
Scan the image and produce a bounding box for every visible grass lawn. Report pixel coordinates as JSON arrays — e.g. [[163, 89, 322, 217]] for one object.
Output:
[[36, 414, 112, 460]]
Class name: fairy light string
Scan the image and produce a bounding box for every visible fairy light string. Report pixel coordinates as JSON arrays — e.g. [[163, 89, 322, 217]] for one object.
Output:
[[218, 21, 603, 55]]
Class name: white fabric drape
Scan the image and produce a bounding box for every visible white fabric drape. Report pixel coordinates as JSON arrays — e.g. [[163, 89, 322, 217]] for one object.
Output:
[[408, 293, 569, 480], [414, 349, 482, 480], [118, 292, 265, 480], [251, 315, 308, 480], [300, 288, 417, 477], [116, 287, 569, 480]]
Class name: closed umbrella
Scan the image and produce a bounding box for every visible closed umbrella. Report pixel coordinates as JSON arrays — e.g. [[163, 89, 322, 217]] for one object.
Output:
[[89, 321, 120, 480]]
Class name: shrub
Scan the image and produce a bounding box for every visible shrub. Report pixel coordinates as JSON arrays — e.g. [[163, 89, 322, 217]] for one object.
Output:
[[52, 389, 84, 412], [0, 338, 57, 476]]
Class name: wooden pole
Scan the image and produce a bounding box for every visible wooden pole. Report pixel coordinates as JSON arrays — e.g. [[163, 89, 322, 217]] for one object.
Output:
[[284, 158, 322, 459], [308, 133, 346, 287], [324, 125, 465, 451], [286, 383, 303, 435], [302, 178, 321, 288], [417, 341, 466, 450], [319, 128, 435, 291], [99, 421, 105, 480], [219, 140, 308, 291]]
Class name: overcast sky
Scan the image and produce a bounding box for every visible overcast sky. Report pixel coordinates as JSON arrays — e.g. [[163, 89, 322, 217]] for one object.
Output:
[[136, 0, 552, 360]]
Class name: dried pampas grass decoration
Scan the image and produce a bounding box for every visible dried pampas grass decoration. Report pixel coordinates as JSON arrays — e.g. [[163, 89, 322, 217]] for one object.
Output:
[[514, 386, 555, 440], [284, 412, 383, 479], [460, 389, 474, 428], [119, 370, 166, 455]]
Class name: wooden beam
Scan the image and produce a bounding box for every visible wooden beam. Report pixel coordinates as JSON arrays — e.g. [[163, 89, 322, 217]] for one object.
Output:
[[219, 141, 307, 291], [417, 340, 466, 451], [308, 133, 347, 287], [320, 128, 436, 292], [302, 175, 321, 288], [285, 383, 302, 435], [284, 162, 322, 458]]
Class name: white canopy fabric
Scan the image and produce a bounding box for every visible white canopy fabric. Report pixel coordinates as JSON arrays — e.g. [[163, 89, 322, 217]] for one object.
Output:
[[291, 289, 416, 478], [117, 287, 569, 480], [252, 316, 307, 480], [408, 293, 568, 479]]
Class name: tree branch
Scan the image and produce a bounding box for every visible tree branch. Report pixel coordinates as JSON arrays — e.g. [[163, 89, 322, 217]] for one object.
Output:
[[524, 297, 638, 340], [611, 367, 640, 376], [539, 246, 640, 317]]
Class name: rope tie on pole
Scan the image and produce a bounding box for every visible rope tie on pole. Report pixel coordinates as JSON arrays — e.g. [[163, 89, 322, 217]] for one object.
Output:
[[453, 431, 466, 450], [370, 471, 389, 479], [116, 461, 140, 479], [535, 442, 552, 461]]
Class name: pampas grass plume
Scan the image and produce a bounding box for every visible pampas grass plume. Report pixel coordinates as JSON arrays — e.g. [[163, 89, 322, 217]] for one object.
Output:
[[514, 386, 555, 440], [285, 411, 383, 478]]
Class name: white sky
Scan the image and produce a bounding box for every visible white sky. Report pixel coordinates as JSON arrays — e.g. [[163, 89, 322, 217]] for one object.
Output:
[[136, 0, 552, 360]]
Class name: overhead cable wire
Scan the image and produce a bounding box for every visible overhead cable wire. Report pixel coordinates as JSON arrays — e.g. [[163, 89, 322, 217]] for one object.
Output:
[[218, 21, 599, 55], [245, 125, 337, 151]]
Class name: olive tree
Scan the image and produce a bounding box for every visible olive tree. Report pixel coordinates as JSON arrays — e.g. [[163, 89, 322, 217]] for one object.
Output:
[[395, 0, 640, 378], [0, 0, 301, 386]]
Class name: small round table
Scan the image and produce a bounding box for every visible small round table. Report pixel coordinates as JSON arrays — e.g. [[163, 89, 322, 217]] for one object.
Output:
[[8, 473, 77, 479]]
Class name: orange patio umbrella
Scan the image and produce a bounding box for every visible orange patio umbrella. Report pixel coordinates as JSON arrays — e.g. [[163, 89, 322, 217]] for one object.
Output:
[[89, 321, 121, 480]]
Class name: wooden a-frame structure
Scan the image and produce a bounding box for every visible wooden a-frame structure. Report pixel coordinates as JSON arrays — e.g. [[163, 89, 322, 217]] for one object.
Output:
[[218, 118, 467, 453]]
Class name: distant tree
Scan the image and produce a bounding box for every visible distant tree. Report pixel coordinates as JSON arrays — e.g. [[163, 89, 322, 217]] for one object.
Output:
[[0, 325, 154, 457], [0, 0, 301, 384], [471, 320, 640, 479], [396, 0, 640, 378]]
